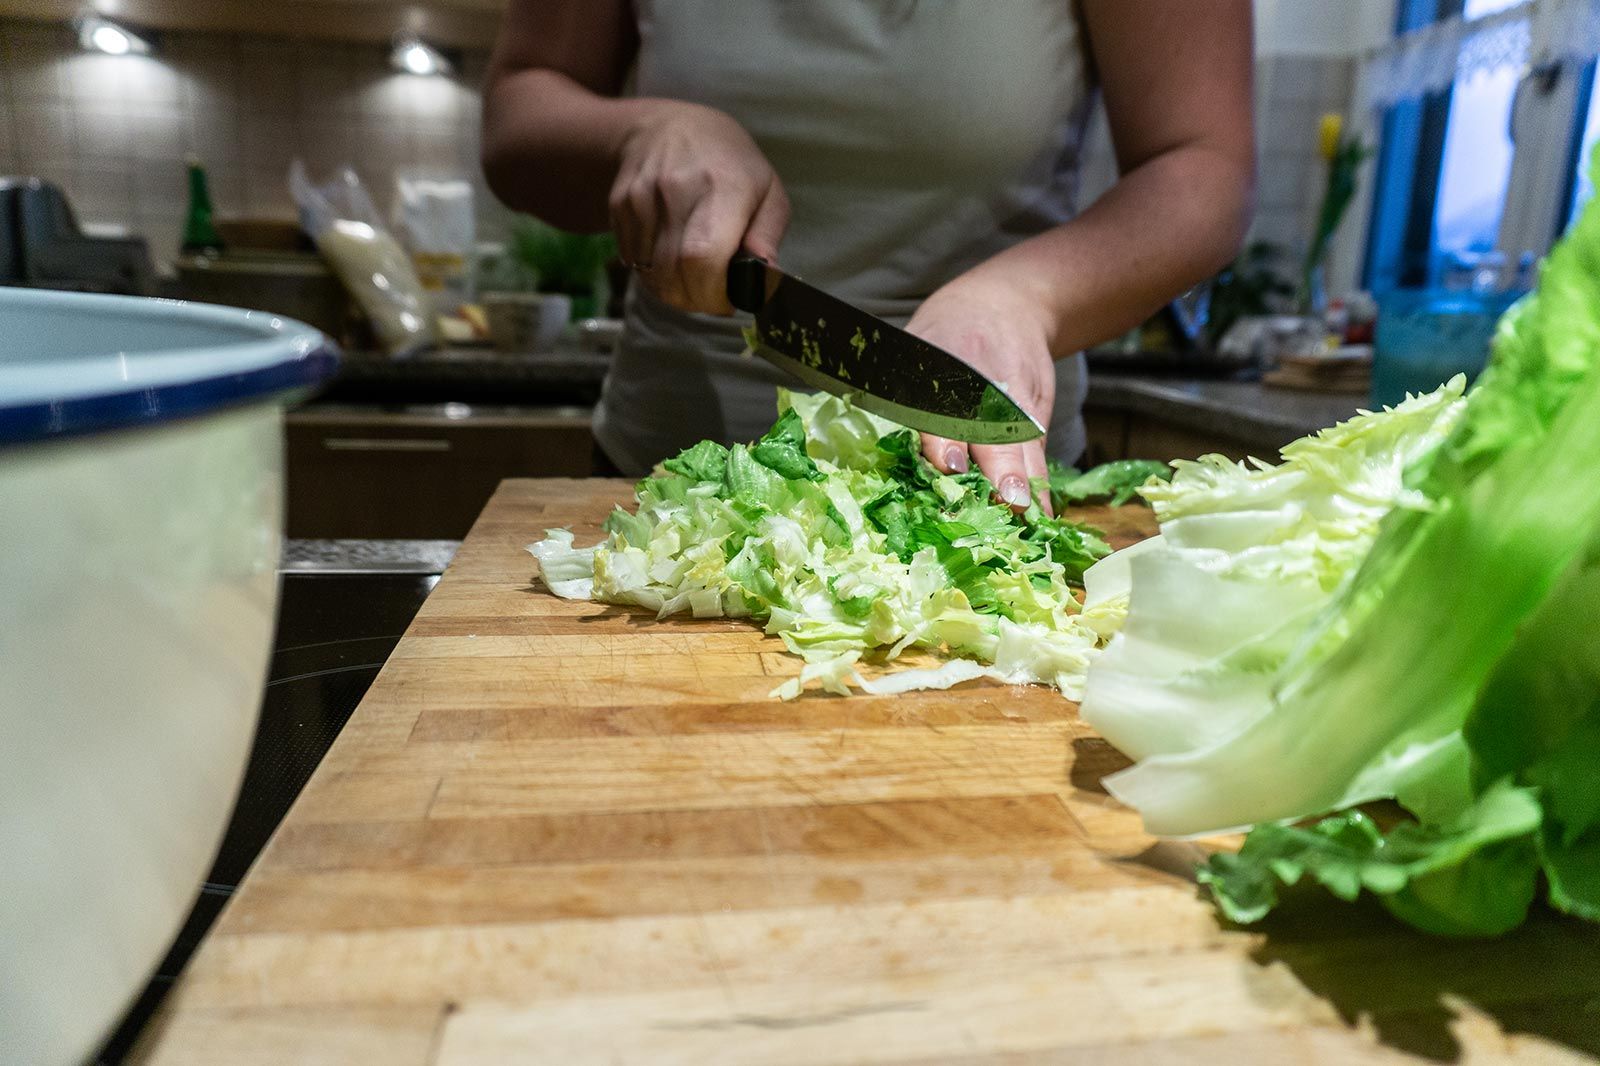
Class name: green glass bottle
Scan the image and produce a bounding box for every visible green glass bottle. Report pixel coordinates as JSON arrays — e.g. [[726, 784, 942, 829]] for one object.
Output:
[[180, 156, 225, 256]]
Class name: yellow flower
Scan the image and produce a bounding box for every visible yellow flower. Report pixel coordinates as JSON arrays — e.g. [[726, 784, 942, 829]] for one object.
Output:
[[1319, 113, 1344, 162]]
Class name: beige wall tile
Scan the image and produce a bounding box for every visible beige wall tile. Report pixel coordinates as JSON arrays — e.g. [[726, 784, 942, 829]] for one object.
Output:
[[15, 99, 76, 163]]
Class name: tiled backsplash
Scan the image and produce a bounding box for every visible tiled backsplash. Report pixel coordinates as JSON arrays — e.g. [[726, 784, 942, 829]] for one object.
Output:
[[2, 18, 1357, 280], [1250, 53, 1358, 261], [0, 18, 510, 266], [1070, 52, 1357, 282]]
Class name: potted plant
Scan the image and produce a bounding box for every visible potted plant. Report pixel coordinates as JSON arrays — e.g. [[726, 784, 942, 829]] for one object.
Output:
[[507, 216, 617, 320], [480, 217, 617, 353]]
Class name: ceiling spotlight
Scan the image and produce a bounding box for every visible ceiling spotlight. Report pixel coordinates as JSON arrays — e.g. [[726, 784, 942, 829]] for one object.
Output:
[[76, 15, 152, 56], [391, 34, 450, 77]]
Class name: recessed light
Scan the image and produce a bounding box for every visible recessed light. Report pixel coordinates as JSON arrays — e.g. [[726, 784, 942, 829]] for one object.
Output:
[[76, 15, 152, 56], [391, 35, 450, 77]]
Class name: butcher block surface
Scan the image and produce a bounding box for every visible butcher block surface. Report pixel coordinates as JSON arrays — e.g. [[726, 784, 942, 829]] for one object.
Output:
[[134, 479, 1600, 1064]]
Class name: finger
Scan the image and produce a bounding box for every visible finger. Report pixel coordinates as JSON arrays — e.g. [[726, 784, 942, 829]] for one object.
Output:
[[677, 186, 760, 314], [920, 431, 969, 474], [607, 172, 644, 269], [622, 156, 664, 270], [970, 442, 1034, 512], [1023, 439, 1052, 517], [650, 165, 710, 309], [742, 178, 790, 262]]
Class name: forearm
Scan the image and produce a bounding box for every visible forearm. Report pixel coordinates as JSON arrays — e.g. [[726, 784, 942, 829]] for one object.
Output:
[[481, 69, 672, 233], [956, 144, 1254, 358]]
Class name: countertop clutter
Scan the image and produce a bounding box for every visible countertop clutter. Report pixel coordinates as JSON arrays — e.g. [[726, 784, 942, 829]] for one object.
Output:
[[286, 345, 1366, 541], [128, 480, 1597, 1065], [322, 345, 1363, 451]]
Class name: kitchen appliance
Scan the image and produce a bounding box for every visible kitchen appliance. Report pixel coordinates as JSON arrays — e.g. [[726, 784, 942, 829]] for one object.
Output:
[[0, 177, 157, 295], [726, 256, 1043, 444], [1371, 287, 1524, 408], [0, 288, 337, 1066], [96, 554, 451, 1062]]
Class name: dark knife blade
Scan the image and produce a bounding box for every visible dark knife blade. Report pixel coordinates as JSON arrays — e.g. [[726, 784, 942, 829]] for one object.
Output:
[[726, 256, 1044, 444]]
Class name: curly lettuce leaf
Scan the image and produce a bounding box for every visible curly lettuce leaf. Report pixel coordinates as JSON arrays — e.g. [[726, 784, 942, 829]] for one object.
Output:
[[1080, 379, 1468, 791], [1048, 458, 1171, 508], [1463, 525, 1600, 922], [1198, 780, 1541, 937]]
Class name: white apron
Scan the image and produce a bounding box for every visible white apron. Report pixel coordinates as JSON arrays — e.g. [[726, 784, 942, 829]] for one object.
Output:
[[594, 0, 1095, 475]]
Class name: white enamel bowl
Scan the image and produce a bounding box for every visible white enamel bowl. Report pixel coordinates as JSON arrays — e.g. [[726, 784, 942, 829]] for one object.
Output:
[[0, 289, 338, 1065]]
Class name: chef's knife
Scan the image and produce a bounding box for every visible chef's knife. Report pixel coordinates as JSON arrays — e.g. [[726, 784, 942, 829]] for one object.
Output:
[[726, 256, 1044, 444]]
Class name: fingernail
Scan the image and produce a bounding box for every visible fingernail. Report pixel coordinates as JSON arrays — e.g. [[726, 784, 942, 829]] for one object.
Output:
[[1000, 477, 1031, 508], [944, 447, 968, 473]]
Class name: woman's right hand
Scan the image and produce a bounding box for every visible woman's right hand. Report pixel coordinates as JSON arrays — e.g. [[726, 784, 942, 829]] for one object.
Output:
[[610, 102, 790, 315]]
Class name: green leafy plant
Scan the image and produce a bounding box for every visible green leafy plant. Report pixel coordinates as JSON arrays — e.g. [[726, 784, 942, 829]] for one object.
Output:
[[1300, 113, 1373, 312], [506, 216, 617, 302]]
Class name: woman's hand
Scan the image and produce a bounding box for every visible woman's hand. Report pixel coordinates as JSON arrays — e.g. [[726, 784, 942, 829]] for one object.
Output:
[[908, 276, 1057, 515], [610, 102, 790, 314]]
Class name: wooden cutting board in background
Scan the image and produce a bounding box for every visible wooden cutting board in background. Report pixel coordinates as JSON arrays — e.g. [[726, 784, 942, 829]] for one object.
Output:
[[132, 479, 1600, 1064]]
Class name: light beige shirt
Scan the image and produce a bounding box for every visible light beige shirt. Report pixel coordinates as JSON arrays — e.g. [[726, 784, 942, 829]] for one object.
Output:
[[594, 0, 1096, 475]]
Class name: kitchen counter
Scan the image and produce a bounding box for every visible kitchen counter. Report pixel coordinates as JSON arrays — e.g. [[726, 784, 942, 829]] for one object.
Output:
[[319, 348, 611, 407], [1086, 374, 1364, 455], [132, 480, 1599, 1065], [317, 346, 1363, 459]]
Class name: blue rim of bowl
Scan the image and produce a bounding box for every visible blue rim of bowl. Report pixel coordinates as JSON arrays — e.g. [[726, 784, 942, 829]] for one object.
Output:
[[0, 294, 342, 447]]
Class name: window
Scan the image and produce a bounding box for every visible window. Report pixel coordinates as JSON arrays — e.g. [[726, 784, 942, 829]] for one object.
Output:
[[1363, 0, 1593, 290], [1432, 0, 1522, 259], [1564, 62, 1600, 229]]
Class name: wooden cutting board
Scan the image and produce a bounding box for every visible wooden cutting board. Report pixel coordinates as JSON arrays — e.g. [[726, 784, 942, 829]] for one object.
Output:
[[132, 479, 1600, 1065]]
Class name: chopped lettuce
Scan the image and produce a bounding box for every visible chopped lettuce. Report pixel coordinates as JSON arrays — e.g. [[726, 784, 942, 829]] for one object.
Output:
[[1089, 150, 1600, 936], [1048, 458, 1172, 508], [531, 391, 1123, 698], [1081, 378, 1469, 801]]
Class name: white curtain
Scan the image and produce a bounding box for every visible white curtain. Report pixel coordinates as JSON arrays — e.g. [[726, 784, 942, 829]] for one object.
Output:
[[1364, 0, 1600, 107]]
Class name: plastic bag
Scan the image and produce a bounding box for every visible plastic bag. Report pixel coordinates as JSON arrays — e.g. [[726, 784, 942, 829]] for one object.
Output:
[[289, 160, 437, 356], [391, 172, 475, 315]]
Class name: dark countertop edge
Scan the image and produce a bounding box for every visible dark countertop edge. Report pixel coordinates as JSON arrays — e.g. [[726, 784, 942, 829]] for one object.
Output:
[[1085, 374, 1367, 453], [322, 349, 1368, 459], [281, 538, 461, 574]]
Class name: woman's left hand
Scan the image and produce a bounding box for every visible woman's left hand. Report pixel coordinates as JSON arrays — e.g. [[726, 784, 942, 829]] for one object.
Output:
[[907, 276, 1057, 515]]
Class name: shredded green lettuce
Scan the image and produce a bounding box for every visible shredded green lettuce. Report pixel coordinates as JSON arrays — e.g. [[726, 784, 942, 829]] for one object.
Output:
[[1048, 458, 1171, 509], [531, 390, 1122, 699]]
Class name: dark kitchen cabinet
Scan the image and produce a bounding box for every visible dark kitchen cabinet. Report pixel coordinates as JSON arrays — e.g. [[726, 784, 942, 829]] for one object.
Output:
[[286, 404, 594, 539], [1081, 409, 1251, 466]]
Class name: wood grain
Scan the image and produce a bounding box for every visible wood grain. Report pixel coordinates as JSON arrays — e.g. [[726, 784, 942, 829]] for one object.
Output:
[[131, 479, 1600, 1065]]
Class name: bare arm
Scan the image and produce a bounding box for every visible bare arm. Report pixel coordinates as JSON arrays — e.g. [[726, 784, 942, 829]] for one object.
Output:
[[960, 0, 1256, 356], [481, 0, 787, 309], [918, 0, 1255, 505], [480, 0, 641, 232]]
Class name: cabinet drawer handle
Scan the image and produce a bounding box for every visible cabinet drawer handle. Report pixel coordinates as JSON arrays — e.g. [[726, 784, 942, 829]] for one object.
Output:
[[322, 437, 452, 453]]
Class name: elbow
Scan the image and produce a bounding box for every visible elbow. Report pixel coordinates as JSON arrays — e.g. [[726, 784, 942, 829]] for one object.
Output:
[[1191, 148, 1257, 280], [1210, 152, 1257, 273], [478, 68, 611, 233], [478, 80, 525, 212], [479, 136, 519, 214]]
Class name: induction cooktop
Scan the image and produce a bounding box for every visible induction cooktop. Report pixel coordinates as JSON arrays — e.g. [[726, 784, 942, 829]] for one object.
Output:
[[96, 547, 453, 1063]]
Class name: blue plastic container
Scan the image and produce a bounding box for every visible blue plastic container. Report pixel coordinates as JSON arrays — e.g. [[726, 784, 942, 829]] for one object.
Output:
[[1371, 288, 1524, 409]]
